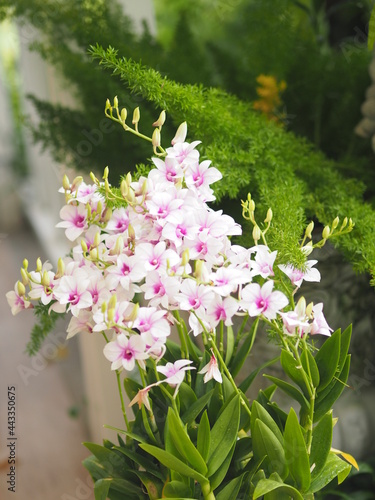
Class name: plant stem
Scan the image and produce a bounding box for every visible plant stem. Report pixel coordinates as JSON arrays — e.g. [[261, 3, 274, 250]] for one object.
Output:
[[116, 369, 129, 430]]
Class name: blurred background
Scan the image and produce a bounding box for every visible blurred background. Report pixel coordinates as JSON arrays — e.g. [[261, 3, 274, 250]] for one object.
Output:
[[1, 0, 375, 498]]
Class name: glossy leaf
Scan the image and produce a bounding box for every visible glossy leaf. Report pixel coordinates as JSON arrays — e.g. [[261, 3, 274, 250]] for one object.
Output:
[[216, 473, 244, 500], [309, 412, 333, 479], [229, 319, 259, 378], [140, 443, 208, 484], [253, 419, 288, 479], [337, 325, 352, 375], [253, 477, 303, 499], [94, 478, 111, 500], [197, 410, 211, 462], [167, 408, 208, 476], [264, 375, 310, 411], [83, 442, 130, 478], [251, 400, 283, 446], [284, 408, 311, 492], [112, 445, 166, 481], [181, 389, 214, 425], [163, 480, 192, 498], [108, 477, 144, 496], [308, 453, 352, 493], [315, 329, 341, 392], [280, 350, 310, 398], [314, 355, 351, 422], [300, 349, 320, 388], [207, 395, 240, 476], [209, 443, 236, 490]]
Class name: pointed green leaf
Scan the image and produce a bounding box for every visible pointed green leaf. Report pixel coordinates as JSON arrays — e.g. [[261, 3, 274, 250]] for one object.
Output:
[[264, 375, 310, 411], [253, 419, 288, 479], [111, 445, 166, 481], [280, 350, 310, 398], [209, 443, 236, 490], [251, 400, 283, 446], [309, 412, 333, 479], [181, 389, 214, 425], [163, 480, 192, 498], [315, 329, 341, 392], [314, 355, 351, 422], [368, 5, 375, 50], [301, 349, 320, 388], [83, 442, 129, 478], [224, 325, 235, 365], [197, 410, 210, 462], [284, 408, 311, 492], [239, 356, 279, 394], [308, 453, 352, 493], [167, 408, 208, 476], [253, 478, 303, 499], [207, 395, 240, 476], [179, 382, 197, 413], [216, 473, 244, 500], [83, 455, 107, 482], [338, 325, 352, 374], [229, 319, 258, 378], [94, 478, 111, 500], [140, 443, 208, 484]]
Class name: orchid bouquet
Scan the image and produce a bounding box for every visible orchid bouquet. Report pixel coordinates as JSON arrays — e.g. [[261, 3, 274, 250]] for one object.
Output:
[[7, 99, 357, 500]]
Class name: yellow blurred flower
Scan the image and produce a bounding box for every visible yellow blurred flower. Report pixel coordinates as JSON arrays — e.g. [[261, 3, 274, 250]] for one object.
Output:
[[253, 74, 287, 125]]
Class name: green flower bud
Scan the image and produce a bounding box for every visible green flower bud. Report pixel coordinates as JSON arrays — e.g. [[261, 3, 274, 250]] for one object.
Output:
[[132, 107, 140, 125], [322, 226, 330, 239], [120, 108, 127, 122], [305, 221, 314, 239], [264, 208, 273, 223], [113, 96, 119, 109], [252, 224, 261, 243], [152, 128, 161, 149], [17, 281, 26, 297], [41, 271, 50, 287], [332, 216, 339, 230], [20, 268, 29, 286], [36, 258, 42, 272], [62, 174, 70, 191], [108, 294, 117, 310], [120, 179, 128, 198], [23, 258, 28, 270], [152, 110, 166, 128]]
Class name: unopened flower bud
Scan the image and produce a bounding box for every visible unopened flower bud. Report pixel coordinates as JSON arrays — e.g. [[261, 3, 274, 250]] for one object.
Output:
[[108, 294, 117, 310], [36, 258, 42, 272], [301, 241, 313, 256], [103, 166, 109, 180], [252, 224, 261, 243], [153, 110, 166, 128], [296, 296, 306, 317], [17, 281, 26, 297], [132, 107, 140, 125], [90, 171, 99, 185], [349, 218, 354, 228], [102, 207, 112, 223], [105, 98, 111, 111], [125, 172, 132, 186], [305, 221, 314, 239], [322, 226, 330, 239], [306, 301, 313, 318], [41, 271, 50, 287], [120, 108, 127, 122], [120, 179, 128, 198], [264, 208, 273, 224], [141, 180, 148, 196], [93, 231, 101, 248], [181, 248, 190, 266], [127, 303, 139, 322], [62, 174, 70, 191], [341, 217, 348, 229], [332, 216, 339, 230], [89, 248, 98, 260], [101, 302, 107, 313], [56, 257, 65, 278], [23, 259, 28, 270], [107, 308, 115, 323], [128, 224, 135, 240], [172, 121, 187, 145], [249, 200, 255, 212], [113, 236, 124, 255], [152, 128, 161, 149], [81, 240, 88, 253], [113, 96, 119, 109], [71, 176, 83, 191], [20, 268, 29, 286], [86, 203, 92, 219], [96, 200, 102, 216], [126, 188, 135, 204]]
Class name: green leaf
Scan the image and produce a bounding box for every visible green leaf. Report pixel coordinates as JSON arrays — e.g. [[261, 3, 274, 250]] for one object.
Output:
[[251, 400, 283, 446], [167, 408, 208, 476], [229, 318, 259, 378], [207, 394, 240, 476], [181, 389, 214, 425], [197, 410, 211, 462], [239, 356, 280, 394], [83, 455, 107, 482], [309, 412, 333, 479], [216, 473, 244, 500], [179, 382, 197, 414], [109, 477, 144, 497], [83, 442, 130, 478], [163, 480, 192, 498], [368, 5, 375, 51], [224, 325, 235, 365], [253, 478, 303, 499], [264, 375, 310, 411], [280, 350, 310, 398], [337, 325, 352, 374], [315, 329, 341, 392], [111, 445, 166, 481], [252, 419, 288, 479], [300, 349, 320, 388], [94, 478, 111, 500], [308, 453, 352, 493], [284, 408, 311, 492], [209, 443, 236, 490], [131, 471, 163, 499], [140, 444, 208, 484], [314, 355, 351, 422]]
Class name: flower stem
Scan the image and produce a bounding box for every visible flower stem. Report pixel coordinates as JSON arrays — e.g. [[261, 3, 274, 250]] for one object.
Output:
[[116, 369, 129, 430]]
